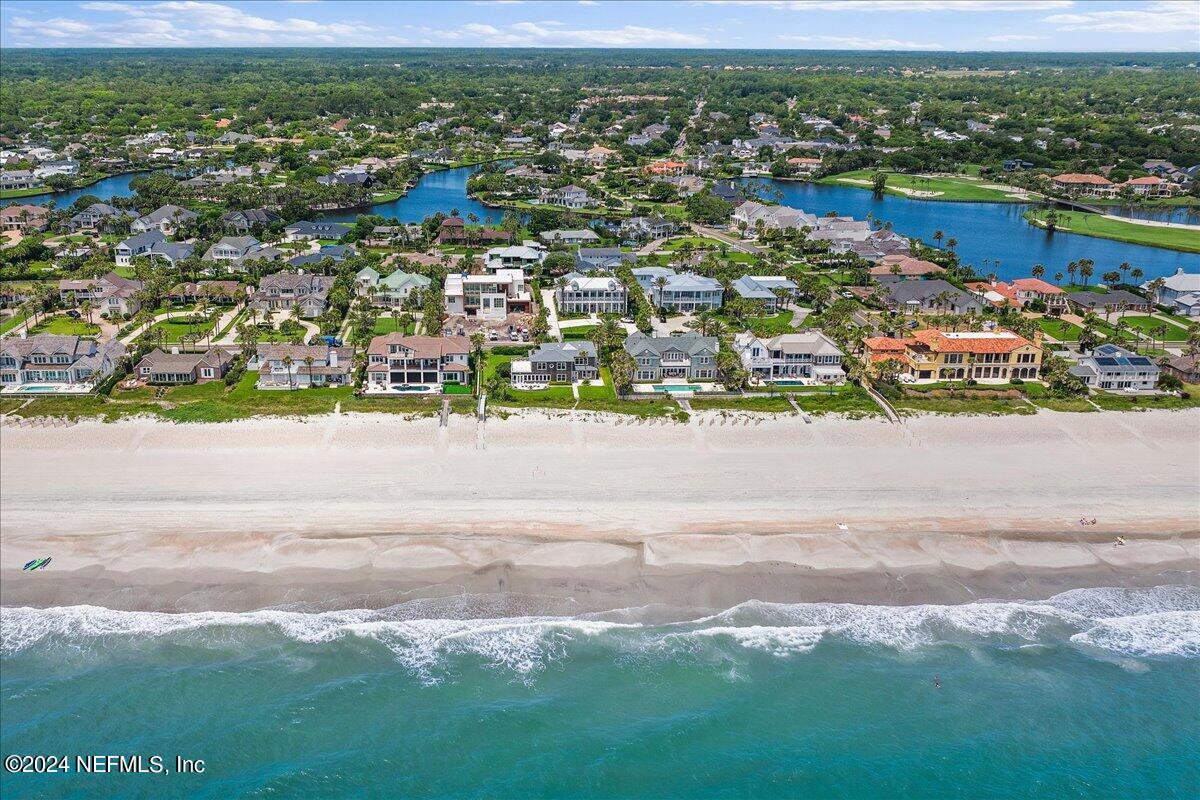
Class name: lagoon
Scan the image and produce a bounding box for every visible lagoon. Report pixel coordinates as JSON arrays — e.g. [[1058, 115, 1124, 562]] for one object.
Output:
[[20, 165, 1199, 282], [737, 178, 1199, 282]]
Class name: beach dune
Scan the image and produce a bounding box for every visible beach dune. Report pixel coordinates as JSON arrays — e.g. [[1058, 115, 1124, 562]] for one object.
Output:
[[1, 410, 1197, 611]]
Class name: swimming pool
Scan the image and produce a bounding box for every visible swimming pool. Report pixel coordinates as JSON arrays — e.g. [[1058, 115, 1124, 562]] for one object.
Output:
[[389, 384, 431, 393], [652, 385, 697, 393], [16, 385, 59, 393]]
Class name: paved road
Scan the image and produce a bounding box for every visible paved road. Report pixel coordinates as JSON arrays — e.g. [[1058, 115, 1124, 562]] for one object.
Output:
[[688, 223, 763, 255]]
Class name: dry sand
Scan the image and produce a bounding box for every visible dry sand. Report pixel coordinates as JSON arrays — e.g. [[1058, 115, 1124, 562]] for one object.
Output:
[[1, 409, 1197, 612]]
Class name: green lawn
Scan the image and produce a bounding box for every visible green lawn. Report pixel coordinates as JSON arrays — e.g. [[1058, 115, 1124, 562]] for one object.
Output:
[[895, 394, 1036, 416], [716, 309, 794, 336], [372, 316, 417, 336], [28, 316, 101, 337], [482, 353, 574, 408], [1091, 391, 1200, 412], [690, 395, 794, 413], [561, 325, 599, 341], [1025, 209, 1200, 254], [1038, 318, 1083, 341], [0, 186, 52, 199], [1118, 316, 1190, 341], [661, 236, 726, 251], [820, 170, 1032, 203], [0, 312, 31, 335], [788, 385, 880, 417], [142, 313, 219, 344]]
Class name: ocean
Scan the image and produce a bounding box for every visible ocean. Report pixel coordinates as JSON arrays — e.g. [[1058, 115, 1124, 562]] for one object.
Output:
[[2, 586, 1198, 799]]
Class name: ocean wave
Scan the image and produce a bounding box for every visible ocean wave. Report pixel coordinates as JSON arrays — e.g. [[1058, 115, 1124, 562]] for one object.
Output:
[[3, 587, 1197, 677]]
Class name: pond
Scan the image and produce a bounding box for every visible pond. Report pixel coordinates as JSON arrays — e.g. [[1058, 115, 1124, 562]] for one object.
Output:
[[736, 178, 1199, 282], [321, 165, 500, 225], [22, 171, 151, 209]]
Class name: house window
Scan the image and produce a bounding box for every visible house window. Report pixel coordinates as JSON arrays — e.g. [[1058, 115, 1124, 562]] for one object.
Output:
[[201, 368, 214, 378]]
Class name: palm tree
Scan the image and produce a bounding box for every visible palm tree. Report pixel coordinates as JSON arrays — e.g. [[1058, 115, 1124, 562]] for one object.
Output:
[[1078, 259, 1094, 287], [281, 355, 295, 389], [652, 275, 669, 308], [1054, 271, 1064, 285], [946, 238, 957, 251], [933, 230, 944, 247], [1031, 264, 1045, 280], [1119, 262, 1131, 283], [1066, 261, 1078, 285], [80, 300, 94, 325], [303, 355, 315, 388], [1130, 267, 1144, 284]]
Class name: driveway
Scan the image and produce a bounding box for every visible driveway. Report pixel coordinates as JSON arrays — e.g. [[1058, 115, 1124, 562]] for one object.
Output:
[[539, 288, 561, 340], [688, 223, 762, 255]]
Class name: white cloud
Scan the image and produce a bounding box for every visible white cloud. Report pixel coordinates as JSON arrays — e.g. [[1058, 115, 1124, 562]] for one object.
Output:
[[1044, 1, 1199, 33], [778, 34, 943, 48], [455, 20, 708, 46], [12, 1, 375, 46], [985, 34, 1045, 41], [706, 1, 1073, 11]]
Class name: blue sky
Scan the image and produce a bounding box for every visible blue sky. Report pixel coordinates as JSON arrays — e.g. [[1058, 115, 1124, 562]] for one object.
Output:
[[1, 1, 1197, 51]]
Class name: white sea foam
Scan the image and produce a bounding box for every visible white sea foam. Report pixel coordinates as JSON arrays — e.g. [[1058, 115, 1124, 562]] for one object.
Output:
[[4, 587, 1198, 672], [1071, 611, 1200, 658], [690, 626, 825, 656]]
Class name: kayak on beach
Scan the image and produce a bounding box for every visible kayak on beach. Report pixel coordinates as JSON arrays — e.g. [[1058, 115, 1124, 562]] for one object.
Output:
[[22, 557, 51, 571]]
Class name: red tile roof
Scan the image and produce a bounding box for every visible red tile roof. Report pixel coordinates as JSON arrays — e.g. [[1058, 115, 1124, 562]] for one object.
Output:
[[1010, 278, 1062, 295], [1052, 173, 1112, 185]]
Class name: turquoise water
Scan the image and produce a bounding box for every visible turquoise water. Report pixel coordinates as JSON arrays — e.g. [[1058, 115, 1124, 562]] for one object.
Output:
[[2, 586, 1197, 798]]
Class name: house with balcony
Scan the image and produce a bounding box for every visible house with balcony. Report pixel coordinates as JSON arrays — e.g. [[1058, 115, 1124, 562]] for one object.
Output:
[[576, 247, 637, 272], [1051, 173, 1118, 198], [363, 334, 471, 391], [444, 270, 532, 320], [731, 276, 797, 313], [624, 332, 719, 382], [863, 327, 1042, 383], [167, 280, 242, 305], [484, 243, 546, 274], [1068, 344, 1159, 391], [732, 330, 845, 385], [540, 185, 594, 209], [203, 235, 261, 263], [130, 205, 198, 235], [253, 343, 355, 389], [649, 272, 724, 312], [620, 216, 677, 241], [1066, 290, 1151, 315], [69, 203, 133, 232], [510, 341, 599, 389], [0, 204, 49, 233], [0, 334, 126, 393], [135, 347, 234, 385], [556, 272, 628, 315], [283, 220, 352, 242], [357, 267, 431, 308], [248, 273, 335, 319], [58, 271, 143, 317], [731, 201, 818, 234], [221, 207, 280, 234], [1142, 268, 1200, 317], [876, 279, 985, 315], [540, 229, 601, 246]]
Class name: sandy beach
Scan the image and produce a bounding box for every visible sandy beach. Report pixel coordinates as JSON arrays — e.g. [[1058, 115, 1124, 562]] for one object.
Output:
[[2, 409, 1197, 611]]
